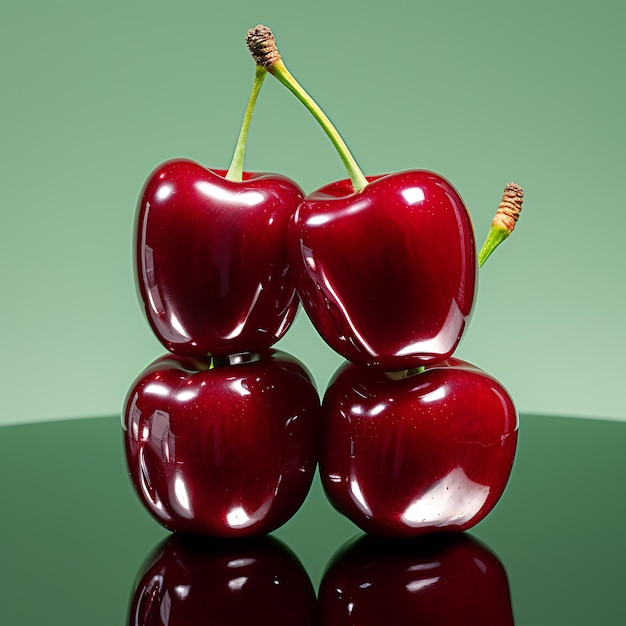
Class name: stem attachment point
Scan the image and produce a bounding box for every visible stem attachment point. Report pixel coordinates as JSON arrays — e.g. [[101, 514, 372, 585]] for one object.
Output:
[[385, 366, 426, 380], [478, 182, 524, 267], [225, 65, 268, 182]]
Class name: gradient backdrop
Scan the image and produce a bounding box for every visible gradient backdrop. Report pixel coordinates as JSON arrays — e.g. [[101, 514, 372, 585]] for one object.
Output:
[[1, 0, 624, 426]]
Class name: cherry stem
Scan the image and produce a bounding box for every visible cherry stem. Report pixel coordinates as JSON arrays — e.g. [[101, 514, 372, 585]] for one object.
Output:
[[225, 65, 268, 182], [208, 355, 230, 369], [270, 60, 369, 192], [478, 182, 524, 267], [246, 25, 369, 193], [478, 225, 510, 267], [386, 366, 426, 380]]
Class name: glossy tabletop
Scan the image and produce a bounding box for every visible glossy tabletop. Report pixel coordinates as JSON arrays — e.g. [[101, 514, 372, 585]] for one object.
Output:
[[1, 413, 625, 624]]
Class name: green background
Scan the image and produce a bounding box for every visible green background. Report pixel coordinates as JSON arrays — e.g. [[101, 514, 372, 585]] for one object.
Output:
[[1, 0, 624, 426]]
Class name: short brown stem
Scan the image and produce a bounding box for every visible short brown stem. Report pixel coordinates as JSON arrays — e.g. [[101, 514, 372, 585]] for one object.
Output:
[[493, 183, 524, 234], [246, 25, 281, 69]]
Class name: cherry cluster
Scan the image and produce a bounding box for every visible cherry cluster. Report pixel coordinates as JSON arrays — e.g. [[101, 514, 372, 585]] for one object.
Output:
[[122, 25, 522, 539]]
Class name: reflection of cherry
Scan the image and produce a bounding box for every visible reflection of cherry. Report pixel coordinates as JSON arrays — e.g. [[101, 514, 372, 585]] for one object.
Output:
[[318, 533, 514, 625], [129, 534, 317, 625]]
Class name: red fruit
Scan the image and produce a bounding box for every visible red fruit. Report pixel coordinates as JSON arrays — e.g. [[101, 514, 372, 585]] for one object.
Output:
[[135, 159, 303, 356], [288, 171, 477, 371], [319, 357, 517, 537], [123, 350, 320, 537]]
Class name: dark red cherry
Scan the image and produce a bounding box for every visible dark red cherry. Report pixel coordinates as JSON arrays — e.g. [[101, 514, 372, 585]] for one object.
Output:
[[288, 171, 477, 370], [319, 357, 517, 537], [135, 159, 304, 356], [123, 350, 320, 537]]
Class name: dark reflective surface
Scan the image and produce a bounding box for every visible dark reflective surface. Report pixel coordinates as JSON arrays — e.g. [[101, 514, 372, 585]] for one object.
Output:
[[130, 534, 316, 625], [1, 413, 625, 624], [318, 533, 513, 624]]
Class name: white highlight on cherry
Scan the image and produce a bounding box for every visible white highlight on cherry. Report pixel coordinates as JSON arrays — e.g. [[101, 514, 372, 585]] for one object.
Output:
[[401, 467, 489, 527]]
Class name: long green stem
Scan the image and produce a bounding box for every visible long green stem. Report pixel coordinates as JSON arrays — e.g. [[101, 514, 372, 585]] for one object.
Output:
[[246, 25, 368, 193], [225, 65, 268, 181], [269, 59, 369, 193]]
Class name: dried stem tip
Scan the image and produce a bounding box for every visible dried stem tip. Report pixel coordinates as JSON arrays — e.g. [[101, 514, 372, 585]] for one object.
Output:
[[493, 182, 524, 233], [246, 25, 281, 69], [477, 182, 524, 267]]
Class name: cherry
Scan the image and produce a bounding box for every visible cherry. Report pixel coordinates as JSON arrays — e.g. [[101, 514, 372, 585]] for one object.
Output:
[[289, 171, 476, 370], [135, 160, 303, 356], [122, 350, 320, 538], [246, 26, 477, 370], [134, 64, 304, 357], [319, 357, 518, 538]]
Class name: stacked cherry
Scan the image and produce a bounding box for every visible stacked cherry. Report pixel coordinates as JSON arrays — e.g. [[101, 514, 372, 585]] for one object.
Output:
[[122, 71, 321, 537], [246, 25, 523, 538], [123, 25, 524, 540]]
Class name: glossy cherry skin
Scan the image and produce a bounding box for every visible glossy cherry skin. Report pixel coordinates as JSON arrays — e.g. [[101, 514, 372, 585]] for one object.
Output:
[[288, 171, 477, 371], [130, 534, 316, 625], [318, 533, 514, 624], [123, 350, 320, 537], [319, 358, 517, 538], [135, 159, 304, 356]]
